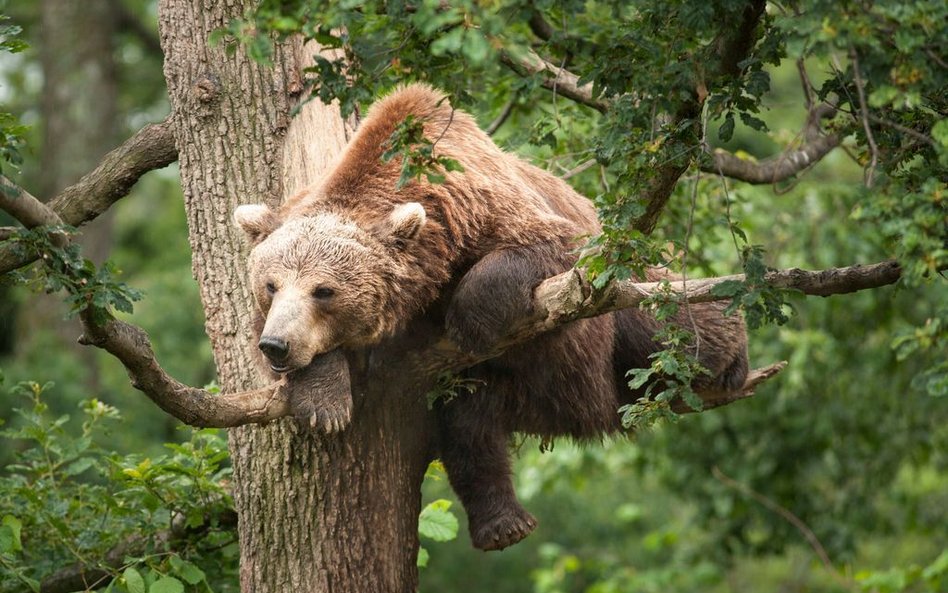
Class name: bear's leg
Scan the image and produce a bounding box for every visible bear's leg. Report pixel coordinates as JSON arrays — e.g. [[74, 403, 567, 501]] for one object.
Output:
[[446, 243, 565, 355], [437, 401, 537, 551]]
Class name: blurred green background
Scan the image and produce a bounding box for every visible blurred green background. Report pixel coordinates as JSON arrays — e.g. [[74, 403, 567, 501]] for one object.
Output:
[[1, 1, 945, 591]]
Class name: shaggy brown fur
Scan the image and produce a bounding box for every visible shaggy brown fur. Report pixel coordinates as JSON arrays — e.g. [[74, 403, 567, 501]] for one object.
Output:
[[235, 84, 748, 551]]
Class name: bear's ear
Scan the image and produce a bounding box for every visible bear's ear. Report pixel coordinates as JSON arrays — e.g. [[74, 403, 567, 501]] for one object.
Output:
[[374, 202, 426, 248], [234, 204, 278, 243]]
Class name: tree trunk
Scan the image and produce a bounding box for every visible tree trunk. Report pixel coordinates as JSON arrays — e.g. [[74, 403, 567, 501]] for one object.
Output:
[[158, 2, 431, 591]]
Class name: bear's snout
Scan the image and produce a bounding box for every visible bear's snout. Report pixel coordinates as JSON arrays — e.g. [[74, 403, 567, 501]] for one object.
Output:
[[259, 336, 290, 370]]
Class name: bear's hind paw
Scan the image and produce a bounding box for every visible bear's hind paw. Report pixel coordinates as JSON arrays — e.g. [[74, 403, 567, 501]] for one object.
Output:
[[470, 507, 538, 551]]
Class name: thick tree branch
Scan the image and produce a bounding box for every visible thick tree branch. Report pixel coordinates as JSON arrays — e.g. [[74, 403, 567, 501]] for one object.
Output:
[[0, 176, 63, 228], [499, 49, 610, 113], [77, 311, 289, 427], [530, 260, 903, 329], [704, 133, 841, 184], [0, 118, 178, 274], [702, 103, 841, 184]]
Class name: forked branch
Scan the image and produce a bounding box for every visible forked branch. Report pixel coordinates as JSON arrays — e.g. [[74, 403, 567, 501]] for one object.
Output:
[[0, 118, 177, 274]]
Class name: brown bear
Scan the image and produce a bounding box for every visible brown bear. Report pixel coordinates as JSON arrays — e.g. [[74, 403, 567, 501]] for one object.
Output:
[[235, 84, 748, 552]]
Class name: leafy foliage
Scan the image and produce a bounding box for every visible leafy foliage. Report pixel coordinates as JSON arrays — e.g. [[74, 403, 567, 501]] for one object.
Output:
[[0, 7, 27, 175], [381, 113, 465, 189], [0, 379, 237, 592], [1, 226, 143, 324]]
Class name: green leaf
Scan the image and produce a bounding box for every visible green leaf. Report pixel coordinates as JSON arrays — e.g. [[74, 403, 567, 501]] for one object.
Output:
[[123, 568, 146, 593], [417, 546, 430, 568], [169, 555, 206, 585], [63, 457, 95, 476], [149, 576, 185, 593], [418, 499, 459, 542], [932, 118, 948, 148], [1, 516, 21, 552]]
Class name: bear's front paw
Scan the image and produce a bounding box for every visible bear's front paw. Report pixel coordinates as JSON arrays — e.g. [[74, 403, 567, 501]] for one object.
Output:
[[282, 350, 354, 433], [469, 505, 538, 551], [292, 396, 352, 434]]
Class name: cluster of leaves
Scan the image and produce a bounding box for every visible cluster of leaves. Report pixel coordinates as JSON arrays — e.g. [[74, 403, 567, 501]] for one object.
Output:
[[381, 113, 465, 189], [891, 309, 948, 397], [772, 0, 948, 400], [1, 226, 142, 324], [0, 6, 28, 175], [425, 371, 484, 410], [711, 245, 794, 330], [618, 294, 708, 429], [0, 378, 237, 592]]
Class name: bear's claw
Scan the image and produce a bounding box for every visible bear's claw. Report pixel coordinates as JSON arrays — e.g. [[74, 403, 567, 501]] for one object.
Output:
[[297, 400, 351, 434], [470, 506, 537, 551]]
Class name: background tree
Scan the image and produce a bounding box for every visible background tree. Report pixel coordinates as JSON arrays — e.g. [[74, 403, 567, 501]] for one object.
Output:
[[1, 1, 945, 592]]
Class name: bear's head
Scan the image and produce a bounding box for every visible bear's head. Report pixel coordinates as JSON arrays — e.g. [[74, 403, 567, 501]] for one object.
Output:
[[234, 202, 427, 373]]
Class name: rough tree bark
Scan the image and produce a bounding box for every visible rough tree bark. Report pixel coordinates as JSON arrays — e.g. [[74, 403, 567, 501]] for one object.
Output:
[[158, 2, 429, 591]]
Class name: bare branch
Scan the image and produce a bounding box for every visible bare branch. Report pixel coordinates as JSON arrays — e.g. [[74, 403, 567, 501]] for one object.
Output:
[[50, 118, 177, 227], [77, 311, 289, 427], [527, 10, 555, 42], [712, 466, 852, 589], [703, 133, 841, 184], [701, 101, 840, 185], [499, 49, 610, 113], [485, 96, 517, 136], [560, 158, 597, 180], [532, 260, 903, 328], [0, 118, 178, 274]]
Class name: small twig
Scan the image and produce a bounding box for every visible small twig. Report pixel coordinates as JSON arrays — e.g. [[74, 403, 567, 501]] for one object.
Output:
[[485, 96, 517, 136], [796, 58, 816, 109], [560, 158, 597, 180], [868, 114, 937, 147], [712, 466, 853, 590]]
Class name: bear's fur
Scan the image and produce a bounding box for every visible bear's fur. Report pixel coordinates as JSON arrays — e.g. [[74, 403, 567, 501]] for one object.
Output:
[[235, 84, 748, 551]]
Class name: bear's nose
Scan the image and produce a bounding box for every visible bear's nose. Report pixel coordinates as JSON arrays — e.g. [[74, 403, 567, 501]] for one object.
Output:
[[258, 336, 289, 362]]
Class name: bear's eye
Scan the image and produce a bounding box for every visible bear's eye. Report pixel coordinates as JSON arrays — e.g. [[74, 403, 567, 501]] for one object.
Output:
[[312, 286, 335, 300], [265, 282, 277, 295]]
